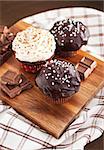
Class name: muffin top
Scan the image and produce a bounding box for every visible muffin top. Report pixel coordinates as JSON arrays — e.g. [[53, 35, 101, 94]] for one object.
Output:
[[12, 26, 56, 62], [36, 59, 81, 100], [50, 19, 89, 51]]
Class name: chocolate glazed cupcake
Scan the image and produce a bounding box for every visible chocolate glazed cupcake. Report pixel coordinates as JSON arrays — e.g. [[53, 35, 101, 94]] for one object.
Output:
[[50, 19, 90, 57], [36, 59, 81, 104], [12, 26, 56, 73]]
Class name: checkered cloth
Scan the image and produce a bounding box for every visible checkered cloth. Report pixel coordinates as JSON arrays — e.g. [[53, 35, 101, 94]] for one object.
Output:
[[0, 7, 104, 150]]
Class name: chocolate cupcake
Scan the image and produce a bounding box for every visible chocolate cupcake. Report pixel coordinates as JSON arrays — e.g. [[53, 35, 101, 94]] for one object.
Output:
[[50, 19, 90, 57], [0, 26, 14, 66], [12, 26, 56, 73], [36, 59, 81, 104]]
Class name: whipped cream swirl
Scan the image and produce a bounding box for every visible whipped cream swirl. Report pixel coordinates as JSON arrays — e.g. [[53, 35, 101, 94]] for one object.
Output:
[[12, 26, 56, 62]]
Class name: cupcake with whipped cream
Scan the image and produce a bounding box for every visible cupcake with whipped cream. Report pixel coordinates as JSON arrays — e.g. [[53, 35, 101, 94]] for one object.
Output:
[[12, 26, 56, 73]]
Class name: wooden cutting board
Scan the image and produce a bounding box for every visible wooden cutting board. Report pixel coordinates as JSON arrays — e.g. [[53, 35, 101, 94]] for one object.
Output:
[[0, 21, 104, 139]]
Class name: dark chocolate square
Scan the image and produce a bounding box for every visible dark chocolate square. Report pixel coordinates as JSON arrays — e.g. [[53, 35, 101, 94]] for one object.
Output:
[[76, 63, 91, 80], [0, 83, 21, 98], [1, 70, 21, 85], [0, 49, 12, 66], [0, 71, 33, 98], [19, 74, 33, 91], [80, 57, 97, 70]]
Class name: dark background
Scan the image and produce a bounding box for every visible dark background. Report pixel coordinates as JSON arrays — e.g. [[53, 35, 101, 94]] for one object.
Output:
[[0, 1, 104, 26], [0, 1, 104, 150]]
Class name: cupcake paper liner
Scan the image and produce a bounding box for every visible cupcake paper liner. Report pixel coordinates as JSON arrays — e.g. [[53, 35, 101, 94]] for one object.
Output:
[[21, 62, 43, 73], [17, 54, 54, 73]]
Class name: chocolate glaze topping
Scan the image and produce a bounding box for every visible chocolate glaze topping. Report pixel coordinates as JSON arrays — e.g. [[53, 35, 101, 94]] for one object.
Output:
[[50, 19, 90, 51], [36, 59, 81, 100]]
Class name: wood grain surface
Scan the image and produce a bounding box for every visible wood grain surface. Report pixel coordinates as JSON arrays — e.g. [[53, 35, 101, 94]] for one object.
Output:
[[0, 21, 104, 138]]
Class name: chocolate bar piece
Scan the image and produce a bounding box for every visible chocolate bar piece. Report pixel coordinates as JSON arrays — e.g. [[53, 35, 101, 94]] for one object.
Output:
[[0, 48, 12, 66], [0, 71, 33, 98], [76, 63, 91, 80], [19, 74, 33, 91], [76, 57, 97, 80], [0, 83, 21, 98], [0, 26, 14, 66], [80, 57, 97, 71], [1, 70, 22, 85]]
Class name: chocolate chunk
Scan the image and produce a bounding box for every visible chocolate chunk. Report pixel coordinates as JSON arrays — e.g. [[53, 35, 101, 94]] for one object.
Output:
[[76, 57, 97, 80], [1, 70, 22, 85], [0, 83, 21, 98], [0, 26, 14, 66], [0, 48, 12, 66], [76, 63, 91, 80], [19, 74, 33, 91], [80, 57, 97, 71], [0, 70, 33, 98]]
